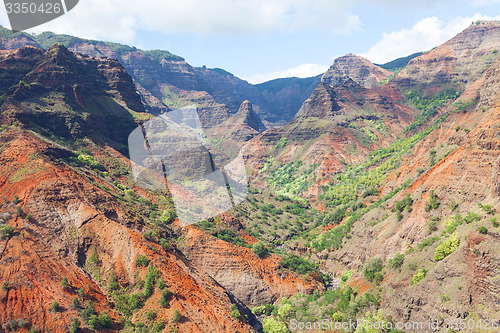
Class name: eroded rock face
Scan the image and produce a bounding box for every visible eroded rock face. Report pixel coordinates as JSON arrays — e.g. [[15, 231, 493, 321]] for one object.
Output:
[[182, 226, 324, 308], [0, 44, 143, 149], [393, 21, 500, 95], [322, 53, 392, 89]]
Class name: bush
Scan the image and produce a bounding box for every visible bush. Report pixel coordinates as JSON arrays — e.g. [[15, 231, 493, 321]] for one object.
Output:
[[252, 241, 268, 258], [0, 225, 14, 239], [172, 309, 181, 323], [262, 317, 289, 333], [157, 278, 166, 290], [108, 274, 119, 291], [135, 255, 149, 267], [411, 269, 428, 285], [15, 206, 24, 216], [160, 289, 172, 307], [279, 255, 319, 276], [363, 257, 383, 282], [491, 218, 499, 228], [427, 217, 439, 233], [478, 226, 488, 235], [51, 301, 60, 312], [143, 264, 160, 297], [229, 304, 241, 319], [98, 313, 113, 328], [252, 304, 275, 316], [424, 190, 440, 212], [146, 310, 157, 321], [434, 235, 460, 261], [72, 297, 80, 309], [387, 254, 404, 269], [2, 281, 8, 290], [61, 277, 68, 288], [12, 195, 19, 204], [70, 318, 81, 333]]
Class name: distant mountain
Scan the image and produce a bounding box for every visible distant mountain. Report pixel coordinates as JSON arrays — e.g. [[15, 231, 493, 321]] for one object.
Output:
[[376, 52, 423, 72], [0, 27, 315, 127]]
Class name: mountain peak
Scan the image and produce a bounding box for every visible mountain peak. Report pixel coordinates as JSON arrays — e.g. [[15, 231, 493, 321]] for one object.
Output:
[[322, 53, 391, 89], [237, 100, 265, 132]]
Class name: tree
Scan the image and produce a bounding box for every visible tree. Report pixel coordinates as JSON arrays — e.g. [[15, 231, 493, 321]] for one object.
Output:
[[70, 318, 81, 333], [252, 241, 268, 258], [61, 277, 69, 289], [363, 258, 383, 282], [51, 301, 60, 312], [262, 317, 289, 333], [172, 309, 181, 323], [160, 289, 172, 308], [72, 297, 80, 309]]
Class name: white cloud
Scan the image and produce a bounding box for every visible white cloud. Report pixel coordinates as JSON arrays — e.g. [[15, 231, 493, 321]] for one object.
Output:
[[244, 63, 329, 84], [0, 0, 369, 43], [362, 14, 500, 64]]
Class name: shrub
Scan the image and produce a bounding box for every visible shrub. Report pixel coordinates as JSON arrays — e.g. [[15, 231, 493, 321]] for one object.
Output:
[[51, 301, 60, 312], [172, 309, 181, 323], [143, 264, 160, 297], [262, 317, 289, 333], [72, 297, 80, 309], [411, 269, 427, 285], [478, 226, 488, 235], [108, 274, 119, 291], [98, 313, 113, 328], [340, 271, 353, 284], [12, 195, 19, 204], [373, 272, 384, 285], [434, 235, 460, 261], [363, 257, 383, 282], [15, 206, 23, 216], [70, 318, 81, 333], [2, 281, 8, 290], [491, 218, 499, 228], [81, 301, 96, 321], [252, 241, 268, 258], [252, 304, 275, 316], [146, 310, 157, 321], [135, 255, 149, 267], [157, 278, 166, 290], [279, 255, 319, 276], [424, 190, 440, 212], [229, 304, 241, 319], [0, 225, 14, 239], [387, 254, 404, 269], [88, 315, 99, 329], [61, 277, 68, 289], [160, 289, 172, 307]]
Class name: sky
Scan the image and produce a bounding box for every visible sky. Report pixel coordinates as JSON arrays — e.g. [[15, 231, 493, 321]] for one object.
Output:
[[1, 0, 500, 83]]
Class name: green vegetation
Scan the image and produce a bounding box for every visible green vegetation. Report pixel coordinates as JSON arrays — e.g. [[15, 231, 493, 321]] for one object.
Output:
[[61, 277, 69, 289], [229, 304, 241, 319], [262, 317, 289, 333], [424, 190, 440, 212], [411, 269, 428, 285], [160, 289, 172, 308], [434, 235, 460, 261], [252, 241, 268, 258], [135, 255, 150, 267], [172, 309, 181, 323], [51, 301, 60, 312], [404, 89, 459, 133], [0, 225, 14, 239], [70, 318, 81, 333], [279, 254, 320, 276], [387, 254, 404, 269], [478, 226, 488, 235], [363, 258, 383, 284]]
